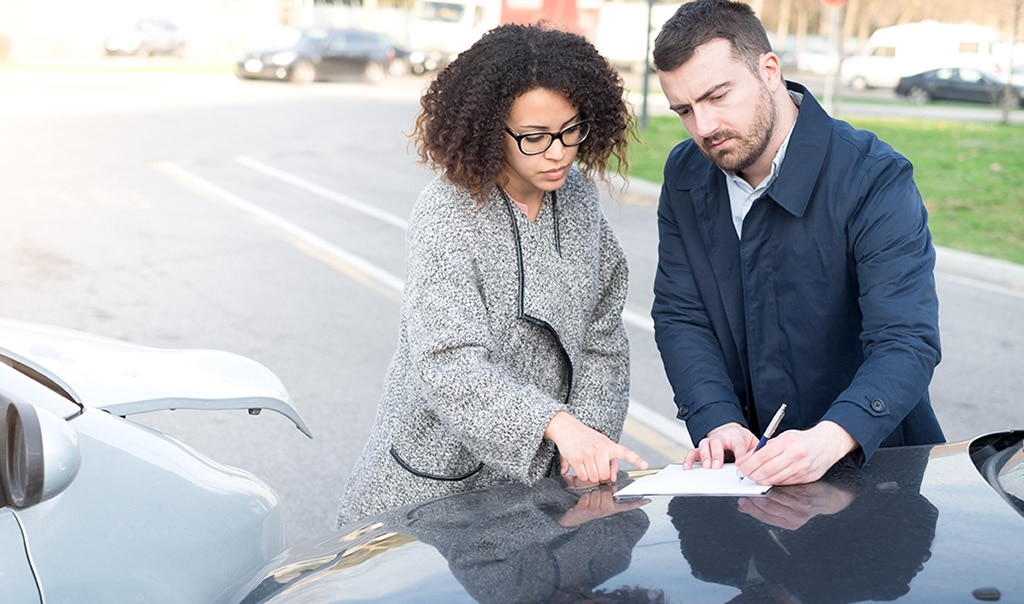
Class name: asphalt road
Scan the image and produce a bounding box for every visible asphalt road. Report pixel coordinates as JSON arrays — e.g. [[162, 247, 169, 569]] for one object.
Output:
[[0, 69, 1021, 545]]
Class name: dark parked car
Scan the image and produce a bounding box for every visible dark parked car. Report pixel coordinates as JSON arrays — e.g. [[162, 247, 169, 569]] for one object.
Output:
[[0, 317, 310, 602], [896, 67, 1024, 107], [241, 431, 1024, 602], [104, 18, 186, 57], [236, 28, 407, 84]]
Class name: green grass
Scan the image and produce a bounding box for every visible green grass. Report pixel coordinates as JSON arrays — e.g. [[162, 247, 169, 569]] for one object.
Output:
[[627, 115, 1024, 265]]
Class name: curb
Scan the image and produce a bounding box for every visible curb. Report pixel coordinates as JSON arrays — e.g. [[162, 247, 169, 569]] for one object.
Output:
[[614, 176, 1024, 292], [935, 247, 1024, 292]]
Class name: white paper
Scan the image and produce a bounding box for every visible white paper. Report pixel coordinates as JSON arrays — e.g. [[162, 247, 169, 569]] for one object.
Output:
[[614, 464, 770, 497]]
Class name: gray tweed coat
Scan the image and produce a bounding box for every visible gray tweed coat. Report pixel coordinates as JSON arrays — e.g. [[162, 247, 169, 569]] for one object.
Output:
[[337, 167, 631, 526]]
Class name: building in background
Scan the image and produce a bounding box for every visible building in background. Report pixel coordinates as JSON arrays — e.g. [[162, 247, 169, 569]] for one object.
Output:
[[0, 0, 1016, 75]]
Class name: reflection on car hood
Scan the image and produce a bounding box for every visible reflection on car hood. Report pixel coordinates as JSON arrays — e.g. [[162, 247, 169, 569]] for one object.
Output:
[[0, 317, 310, 437], [242, 432, 1024, 603]]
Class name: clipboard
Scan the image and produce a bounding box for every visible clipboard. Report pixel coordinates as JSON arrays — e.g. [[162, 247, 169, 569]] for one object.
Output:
[[614, 464, 771, 498]]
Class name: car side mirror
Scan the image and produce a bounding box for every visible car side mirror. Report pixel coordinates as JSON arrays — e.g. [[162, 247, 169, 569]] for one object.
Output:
[[1, 400, 81, 508]]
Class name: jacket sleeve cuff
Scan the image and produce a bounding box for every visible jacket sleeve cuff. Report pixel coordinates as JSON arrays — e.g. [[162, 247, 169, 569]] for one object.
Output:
[[821, 401, 883, 463], [677, 399, 747, 443]]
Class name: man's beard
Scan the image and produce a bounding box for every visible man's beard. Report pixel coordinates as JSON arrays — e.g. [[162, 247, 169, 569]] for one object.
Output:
[[698, 83, 777, 175]]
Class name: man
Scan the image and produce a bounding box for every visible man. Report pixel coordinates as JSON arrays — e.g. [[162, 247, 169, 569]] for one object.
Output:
[[650, 0, 944, 486]]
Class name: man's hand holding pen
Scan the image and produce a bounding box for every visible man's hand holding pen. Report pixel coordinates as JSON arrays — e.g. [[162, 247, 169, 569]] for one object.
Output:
[[735, 421, 858, 485], [682, 401, 859, 486]]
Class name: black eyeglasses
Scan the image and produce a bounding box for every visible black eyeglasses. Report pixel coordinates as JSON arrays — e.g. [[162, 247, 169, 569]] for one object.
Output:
[[503, 120, 591, 155]]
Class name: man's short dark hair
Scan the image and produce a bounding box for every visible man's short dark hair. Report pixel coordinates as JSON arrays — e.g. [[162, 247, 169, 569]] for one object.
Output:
[[653, 0, 773, 73]]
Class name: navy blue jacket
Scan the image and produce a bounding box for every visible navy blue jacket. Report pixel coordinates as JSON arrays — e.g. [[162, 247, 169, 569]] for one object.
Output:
[[652, 82, 944, 463]]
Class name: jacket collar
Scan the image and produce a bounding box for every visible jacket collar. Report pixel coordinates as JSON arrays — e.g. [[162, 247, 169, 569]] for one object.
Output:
[[767, 81, 831, 219]]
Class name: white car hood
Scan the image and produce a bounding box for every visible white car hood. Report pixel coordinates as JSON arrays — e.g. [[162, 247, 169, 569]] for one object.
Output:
[[0, 317, 311, 437]]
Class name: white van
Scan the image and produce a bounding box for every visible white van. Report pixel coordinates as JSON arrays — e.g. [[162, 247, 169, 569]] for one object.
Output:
[[840, 21, 999, 90], [593, 1, 678, 73], [405, 0, 501, 72]]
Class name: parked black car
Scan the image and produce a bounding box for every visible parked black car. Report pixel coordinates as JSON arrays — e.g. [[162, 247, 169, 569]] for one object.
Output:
[[896, 67, 1024, 107], [236, 28, 407, 84], [240, 431, 1024, 602]]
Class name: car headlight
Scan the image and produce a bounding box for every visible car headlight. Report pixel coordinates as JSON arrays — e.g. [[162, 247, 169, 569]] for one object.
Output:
[[1, 400, 81, 508], [271, 51, 298, 66], [242, 58, 264, 73]]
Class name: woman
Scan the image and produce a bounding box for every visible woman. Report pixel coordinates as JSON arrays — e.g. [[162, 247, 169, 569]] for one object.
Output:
[[337, 22, 646, 526]]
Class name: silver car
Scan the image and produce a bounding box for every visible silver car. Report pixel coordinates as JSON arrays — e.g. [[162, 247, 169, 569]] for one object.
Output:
[[0, 317, 310, 603], [103, 18, 187, 57]]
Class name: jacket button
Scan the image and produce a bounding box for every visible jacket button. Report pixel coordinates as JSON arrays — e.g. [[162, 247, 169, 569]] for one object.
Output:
[[677, 405, 690, 418], [870, 399, 886, 412]]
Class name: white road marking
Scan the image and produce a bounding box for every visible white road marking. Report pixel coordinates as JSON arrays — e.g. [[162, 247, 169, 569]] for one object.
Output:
[[235, 155, 410, 230], [154, 161, 405, 293]]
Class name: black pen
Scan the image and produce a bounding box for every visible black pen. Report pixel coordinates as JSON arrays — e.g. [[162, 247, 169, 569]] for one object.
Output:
[[754, 403, 787, 453], [739, 403, 787, 481]]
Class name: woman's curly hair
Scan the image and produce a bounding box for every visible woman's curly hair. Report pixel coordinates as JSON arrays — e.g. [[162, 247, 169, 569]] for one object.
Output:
[[411, 22, 635, 203]]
